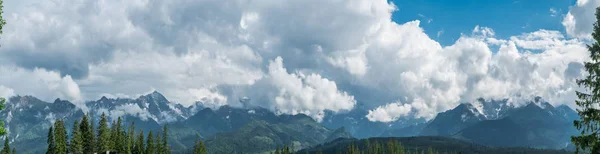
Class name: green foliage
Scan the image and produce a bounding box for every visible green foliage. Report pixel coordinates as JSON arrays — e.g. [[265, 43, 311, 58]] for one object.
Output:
[[80, 114, 95, 154], [45, 115, 173, 153], [134, 130, 145, 154], [193, 136, 207, 154], [0, 98, 7, 136], [97, 113, 111, 153], [146, 131, 155, 154], [116, 117, 127, 153], [46, 126, 55, 154], [572, 6, 600, 154], [345, 144, 359, 154], [1, 136, 10, 154], [162, 125, 171, 154], [53, 120, 68, 154], [156, 132, 163, 154], [299, 137, 572, 154], [0, 0, 6, 34], [127, 122, 135, 154], [69, 120, 84, 154]]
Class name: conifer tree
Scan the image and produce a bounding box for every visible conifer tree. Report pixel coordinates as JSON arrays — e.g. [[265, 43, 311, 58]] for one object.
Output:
[[197, 138, 207, 154], [80, 114, 94, 154], [146, 131, 155, 154], [69, 120, 83, 154], [572, 7, 600, 153], [134, 130, 145, 154], [127, 122, 135, 154], [364, 139, 372, 154], [427, 147, 434, 154], [97, 113, 111, 153], [54, 120, 68, 154], [116, 117, 126, 153], [110, 119, 117, 151], [162, 125, 171, 154], [2, 136, 10, 154], [0, 98, 7, 136], [274, 147, 280, 154], [46, 126, 55, 154], [193, 136, 207, 154], [156, 132, 162, 154], [90, 114, 96, 153], [193, 137, 199, 154]]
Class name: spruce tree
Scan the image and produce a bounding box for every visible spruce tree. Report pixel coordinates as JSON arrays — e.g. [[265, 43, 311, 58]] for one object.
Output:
[[80, 114, 94, 154], [156, 132, 162, 154], [0, 98, 7, 136], [198, 140, 207, 154], [116, 117, 126, 153], [162, 125, 171, 154], [134, 130, 145, 154], [96, 112, 111, 153], [2, 136, 9, 154], [54, 120, 68, 154], [146, 131, 155, 154], [69, 120, 83, 154], [365, 139, 372, 154], [46, 126, 55, 154], [573, 6, 600, 153], [127, 122, 135, 154], [90, 114, 96, 153], [110, 119, 117, 151], [193, 137, 199, 154]]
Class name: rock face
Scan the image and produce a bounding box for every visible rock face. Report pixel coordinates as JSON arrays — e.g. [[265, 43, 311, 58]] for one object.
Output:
[[0, 92, 353, 153], [420, 97, 578, 149]]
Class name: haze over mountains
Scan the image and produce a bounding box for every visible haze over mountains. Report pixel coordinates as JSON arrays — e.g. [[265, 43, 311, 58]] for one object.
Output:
[[0, 91, 579, 153]]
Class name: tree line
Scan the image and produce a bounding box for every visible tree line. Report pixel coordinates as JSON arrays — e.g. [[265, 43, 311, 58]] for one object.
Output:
[[46, 113, 174, 154], [299, 139, 449, 154]]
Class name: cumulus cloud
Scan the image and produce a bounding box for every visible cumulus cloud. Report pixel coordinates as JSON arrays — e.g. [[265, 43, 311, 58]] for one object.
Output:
[[108, 104, 152, 121], [563, 0, 600, 39], [0, 0, 592, 122], [267, 57, 356, 122], [0, 86, 15, 98], [366, 102, 412, 122], [0, 66, 82, 103]]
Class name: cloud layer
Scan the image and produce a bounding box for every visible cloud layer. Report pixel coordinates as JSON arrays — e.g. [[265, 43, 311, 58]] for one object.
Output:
[[0, 0, 595, 122]]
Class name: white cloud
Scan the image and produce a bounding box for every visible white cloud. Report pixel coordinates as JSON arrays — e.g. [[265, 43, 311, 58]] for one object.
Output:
[[109, 104, 152, 121], [268, 57, 356, 122], [563, 0, 600, 39], [187, 88, 228, 109], [0, 86, 15, 98], [0, 66, 82, 103], [0, 0, 592, 122], [550, 8, 558, 17], [366, 102, 412, 122]]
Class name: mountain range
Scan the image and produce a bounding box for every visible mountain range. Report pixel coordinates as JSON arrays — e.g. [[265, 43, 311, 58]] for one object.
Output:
[[0, 92, 580, 153]]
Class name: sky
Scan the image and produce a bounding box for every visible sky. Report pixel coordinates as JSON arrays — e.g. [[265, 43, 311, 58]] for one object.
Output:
[[0, 0, 596, 122], [390, 0, 575, 46]]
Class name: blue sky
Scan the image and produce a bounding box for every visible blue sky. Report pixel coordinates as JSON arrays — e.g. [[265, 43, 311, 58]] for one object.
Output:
[[391, 0, 576, 46], [0, 0, 595, 122]]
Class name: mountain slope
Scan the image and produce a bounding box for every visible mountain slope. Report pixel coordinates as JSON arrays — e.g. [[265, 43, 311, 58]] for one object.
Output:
[[203, 114, 352, 154], [1, 96, 84, 153], [452, 101, 578, 149], [298, 136, 571, 154], [420, 103, 486, 136]]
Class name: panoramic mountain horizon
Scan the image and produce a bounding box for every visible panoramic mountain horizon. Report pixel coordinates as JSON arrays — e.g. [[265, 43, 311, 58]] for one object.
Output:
[[2, 0, 600, 153]]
